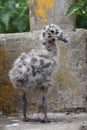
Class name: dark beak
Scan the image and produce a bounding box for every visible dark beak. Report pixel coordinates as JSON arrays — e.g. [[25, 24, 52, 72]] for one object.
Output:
[[58, 35, 68, 43]]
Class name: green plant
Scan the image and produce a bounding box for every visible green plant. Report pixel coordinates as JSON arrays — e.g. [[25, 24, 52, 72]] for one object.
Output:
[[0, 0, 30, 33], [66, 0, 87, 29]]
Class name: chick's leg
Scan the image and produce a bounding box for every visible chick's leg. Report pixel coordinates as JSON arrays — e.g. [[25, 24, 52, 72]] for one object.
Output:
[[42, 93, 49, 123], [22, 92, 28, 121]]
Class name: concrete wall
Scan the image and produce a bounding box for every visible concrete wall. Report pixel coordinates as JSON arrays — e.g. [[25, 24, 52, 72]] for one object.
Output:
[[30, 0, 76, 30], [0, 29, 87, 112], [0, 0, 87, 113]]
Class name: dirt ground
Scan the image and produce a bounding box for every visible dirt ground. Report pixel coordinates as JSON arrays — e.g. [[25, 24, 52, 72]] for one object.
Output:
[[0, 113, 87, 130]]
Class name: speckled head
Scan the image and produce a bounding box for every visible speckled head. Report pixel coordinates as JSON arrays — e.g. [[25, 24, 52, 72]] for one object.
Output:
[[42, 24, 68, 43]]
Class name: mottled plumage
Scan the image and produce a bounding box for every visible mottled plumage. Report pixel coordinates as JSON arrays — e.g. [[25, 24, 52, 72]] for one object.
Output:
[[9, 24, 68, 122], [9, 49, 55, 92]]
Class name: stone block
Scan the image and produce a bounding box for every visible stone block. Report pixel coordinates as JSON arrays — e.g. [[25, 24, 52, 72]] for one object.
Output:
[[0, 29, 87, 112], [30, 0, 76, 30], [80, 125, 87, 130]]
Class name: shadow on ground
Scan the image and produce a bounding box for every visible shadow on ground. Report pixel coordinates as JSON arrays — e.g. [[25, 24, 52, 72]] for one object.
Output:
[[0, 113, 87, 130]]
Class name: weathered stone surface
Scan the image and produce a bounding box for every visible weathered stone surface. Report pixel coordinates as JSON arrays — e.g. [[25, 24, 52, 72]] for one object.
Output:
[[0, 113, 87, 130], [30, 0, 76, 30], [0, 29, 87, 113], [80, 125, 87, 130]]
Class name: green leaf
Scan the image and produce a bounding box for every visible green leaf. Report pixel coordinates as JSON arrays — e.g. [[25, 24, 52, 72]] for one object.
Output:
[[66, 4, 80, 16], [1, 13, 11, 30], [76, 15, 87, 29], [0, 0, 30, 33]]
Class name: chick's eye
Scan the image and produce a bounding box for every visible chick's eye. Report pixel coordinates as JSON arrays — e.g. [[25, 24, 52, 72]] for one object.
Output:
[[51, 30, 54, 33]]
